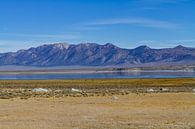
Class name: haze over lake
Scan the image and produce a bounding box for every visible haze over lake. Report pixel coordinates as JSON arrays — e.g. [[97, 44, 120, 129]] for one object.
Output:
[[0, 71, 195, 80]]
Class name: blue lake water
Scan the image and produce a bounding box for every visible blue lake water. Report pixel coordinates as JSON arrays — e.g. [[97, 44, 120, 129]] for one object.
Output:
[[0, 71, 195, 80]]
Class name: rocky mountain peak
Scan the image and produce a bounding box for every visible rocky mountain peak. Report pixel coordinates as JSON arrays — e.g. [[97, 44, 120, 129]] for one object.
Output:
[[133, 45, 151, 52], [174, 45, 186, 49], [52, 43, 69, 49]]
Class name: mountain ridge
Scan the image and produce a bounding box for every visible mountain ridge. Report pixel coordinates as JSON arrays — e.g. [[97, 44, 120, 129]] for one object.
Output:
[[0, 43, 194, 66]]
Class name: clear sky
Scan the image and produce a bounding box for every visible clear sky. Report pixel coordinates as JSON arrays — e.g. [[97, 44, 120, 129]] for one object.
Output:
[[0, 0, 195, 52]]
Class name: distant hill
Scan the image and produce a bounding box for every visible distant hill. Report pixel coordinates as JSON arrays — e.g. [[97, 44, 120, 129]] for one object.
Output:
[[0, 43, 195, 67]]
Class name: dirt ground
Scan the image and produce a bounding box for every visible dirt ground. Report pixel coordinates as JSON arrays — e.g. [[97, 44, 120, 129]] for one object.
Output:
[[0, 93, 195, 129]]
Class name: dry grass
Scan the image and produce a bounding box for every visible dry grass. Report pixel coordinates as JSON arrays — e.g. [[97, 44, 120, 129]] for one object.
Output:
[[0, 78, 195, 99], [0, 93, 195, 129], [0, 78, 195, 89], [0, 79, 195, 128]]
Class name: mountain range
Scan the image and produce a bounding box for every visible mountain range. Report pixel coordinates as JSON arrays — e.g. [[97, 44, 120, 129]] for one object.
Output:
[[0, 43, 195, 67]]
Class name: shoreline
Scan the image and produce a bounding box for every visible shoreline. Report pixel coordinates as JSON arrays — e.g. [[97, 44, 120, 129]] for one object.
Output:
[[0, 69, 194, 75]]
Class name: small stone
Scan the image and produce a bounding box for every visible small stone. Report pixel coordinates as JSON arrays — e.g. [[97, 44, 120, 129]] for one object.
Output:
[[112, 96, 119, 100]]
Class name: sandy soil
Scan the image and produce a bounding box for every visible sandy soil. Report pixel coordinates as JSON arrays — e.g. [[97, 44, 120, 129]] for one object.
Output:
[[0, 93, 195, 129]]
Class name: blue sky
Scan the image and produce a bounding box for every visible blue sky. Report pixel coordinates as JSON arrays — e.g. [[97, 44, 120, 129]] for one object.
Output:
[[0, 0, 195, 52]]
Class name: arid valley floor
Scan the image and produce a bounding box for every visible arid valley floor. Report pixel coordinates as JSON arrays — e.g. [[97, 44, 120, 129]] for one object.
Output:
[[0, 79, 195, 129]]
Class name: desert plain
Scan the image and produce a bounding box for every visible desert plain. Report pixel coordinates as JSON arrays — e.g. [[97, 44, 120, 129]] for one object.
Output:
[[0, 78, 195, 129]]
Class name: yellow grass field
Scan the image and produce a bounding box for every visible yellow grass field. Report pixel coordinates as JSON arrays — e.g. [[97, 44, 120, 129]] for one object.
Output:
[[0, 93, 195, 129], [0, 78, 195, 128], [1, 78, 195, 89], [1, 78, 195, 99]]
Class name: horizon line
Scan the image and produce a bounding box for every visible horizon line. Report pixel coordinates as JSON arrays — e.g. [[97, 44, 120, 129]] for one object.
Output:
[[1, 42, 194, 54]]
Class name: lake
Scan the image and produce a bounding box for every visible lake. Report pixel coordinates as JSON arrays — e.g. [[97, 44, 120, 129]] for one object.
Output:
[[0, 71, 195, 80]]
